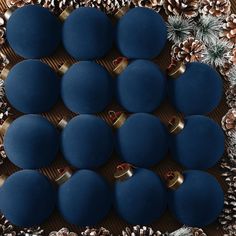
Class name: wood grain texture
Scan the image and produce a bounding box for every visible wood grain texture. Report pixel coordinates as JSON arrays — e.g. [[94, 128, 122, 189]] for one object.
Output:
[[0, 1, 235, 235]]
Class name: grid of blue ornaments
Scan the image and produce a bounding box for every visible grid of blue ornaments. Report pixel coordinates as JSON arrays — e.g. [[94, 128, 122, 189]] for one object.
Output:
[[0, 3, 225, 230]]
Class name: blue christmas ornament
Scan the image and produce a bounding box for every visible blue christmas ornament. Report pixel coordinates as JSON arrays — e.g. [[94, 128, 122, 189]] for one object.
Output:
[[62, 7, 113, 60], [61, 114, 113, 169], [111, 112, 168, 167], [57, 169, 112, 226], [114, 58, 166, 113], [168, 62, 223, 115], [61, 61, 113, 114], [114, 164, 167, 225], [4, 59, 60, 114], [168, 116, 225, 169], [0, 170, 56, 227], [3, 114, 59, 169], [115, 7, 167, 59], [6, 5, 61, 58], [166, 170, 224, 227]]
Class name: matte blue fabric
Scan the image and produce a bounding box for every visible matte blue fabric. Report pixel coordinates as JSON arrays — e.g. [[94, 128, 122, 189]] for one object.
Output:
[[115, 113, 168, 167], [58, 170, 112, 226], [4, 115, 59, 169], [5, 59, 60, 114], [61, 115, 113, 169], [6, 5, 61, 58], [169, 115, 225, 169], [168, 170, 224, 227], [114, 168, 167, 225], [168, 62, 223, 115], [116, 60, 166, 113], [61, 61, 113, 114], [62, 7, 113, 60], [116, 7, 167, 59], [0, 170, 56, 227]]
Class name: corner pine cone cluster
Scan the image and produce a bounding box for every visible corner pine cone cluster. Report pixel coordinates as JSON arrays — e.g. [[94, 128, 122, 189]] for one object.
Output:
[[171, 37, 205, 63]]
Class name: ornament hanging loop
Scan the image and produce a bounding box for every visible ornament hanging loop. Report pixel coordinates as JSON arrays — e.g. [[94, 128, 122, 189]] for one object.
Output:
[[168, 116, 184, 134], [0, 64, 12, 80], [114, 5, 130, 19], [108, 110, 127, 129], [59, 6, 74, 21], [113, 57, 129, 75], [167, 61, 186, 79], [58, 62, 72, 76], [0, 174, 8, 187], [114, 163, 134, 181], [55, 167, 73, 185], [0, 117, 14, 136], [57, 116, 70, 130], [165, 171, 184, 190], [4, 6, 17, 20]]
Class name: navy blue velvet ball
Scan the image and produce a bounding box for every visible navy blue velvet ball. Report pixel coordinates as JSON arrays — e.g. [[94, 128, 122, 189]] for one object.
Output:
[[6, 5, 61, 58], [5, 59, 60, 114], [62, 7, 113, 60], [168, 170, 224, 227], [116, 7, 167, 59], [61, 61, 113, 114], [116, 60, 166, 112], [61, 115, 113, 169], [114, 168, 167, 224], [0, 170, 56, 227], [4, 114, 59, 169], [58, 169, 112, 226], [115, 113, 168, 167], [168, 62, 223, 115], [169, 115, 225, 169]]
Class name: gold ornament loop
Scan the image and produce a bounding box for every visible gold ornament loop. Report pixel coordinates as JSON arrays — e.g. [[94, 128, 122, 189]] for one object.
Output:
[[0, 63, 12, 80], [58, 62, 72, 76], [114, 5, 130, 19], [113, 57, 129, 75], [165, 171, 184, 190], [57, 116, 70, 130], [55, 167, 73, 185], [0, 117, 14, 136], [59, 6, 74, 21], [108, 111, 127, 129], [0, 174, 7, 188], [167, 61, 186, 79], [114, 163, 134, 181], [168, 116, 184, 135], [4, 6, 17, 20]]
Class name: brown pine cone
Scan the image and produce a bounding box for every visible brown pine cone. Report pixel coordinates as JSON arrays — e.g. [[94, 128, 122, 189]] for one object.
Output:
[[163, 0, 199, 18], [226, 85, 236, 108], [102, 0, 132, 15], [222, 108, 236, 135], [81, 227, 111, 236], [219, 62, 233, 79], [132, 0, 163, 12], [171, 37, 205, 63], [191, 228, 207, 236], [6, 0, 37, 8], [0, 12, 6, 45], [0, 52, 9, 72], [220, 14, 236, 45], [49, 227, 77, 236], [121, 225, 162, 236], [200, 0, 231, 17]]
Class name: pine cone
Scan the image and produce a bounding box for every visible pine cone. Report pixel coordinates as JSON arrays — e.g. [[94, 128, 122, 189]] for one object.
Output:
[[121, 225, 162, 236], [49, 227, 78, 236], [0, 215, 16, 236], [219, 62, 233, 79], [226, 85, 236, 108], [200, 0, 231, 17], [163, 0, 199, 19], [0, 144, 6, 165], [220, 14, 236, 46], [81, 227, 111, 236], [222, 108, 236, 135], [17, 227, 44, 236], [0, 12, 6, 45], [171, 37, 205, 63], [102, 0, 132, 15], [0, 52, 9, 72], [191, 228, 207, 236], [6, 0, 38, 8], [132, 0, 163, 12]]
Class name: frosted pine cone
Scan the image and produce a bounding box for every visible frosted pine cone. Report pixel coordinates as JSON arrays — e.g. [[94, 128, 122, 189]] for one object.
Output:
[[81, 227, 111, 236], [132, 0, 163, 12], [6, 0, 37, 8], [0, 214, 16, 236], [191, 228, 207, 236], [171, 37, 205, 63], [121, 225, 162, 236], [163, 0, 199, 18], [226, 85, 236, 108], [200, 0, 231, 17], [220, 14, 236, 45], [102, 0, 132, 15], [0, 12, 6, 45], [49, 227, 77, 236], [222, 108, 236, 135], [219, 62, 233, 79]]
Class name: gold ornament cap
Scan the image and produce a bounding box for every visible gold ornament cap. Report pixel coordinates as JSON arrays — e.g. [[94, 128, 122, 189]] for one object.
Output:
[[113, 57, 129, 75], [108, 111, 127, 129], [114, 5, 130, 18], [165, 171, 184, 190], [0, 63, 12, 80], [114, 163, 134, 181], [167, 61, 186, 79], [58, 62, 72, 76], [55, 167, 73, 185], [4, 6, 17, 20], [168, 116, 185, 134], [57, 116, 70, 130], [0, 174, 7, 188], [0, 117, 14, 136], [59, 6, 74, 21]]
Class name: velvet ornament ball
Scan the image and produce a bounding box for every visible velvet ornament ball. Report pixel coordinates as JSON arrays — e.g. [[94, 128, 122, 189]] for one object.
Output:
[[115, 113, 168, 167], [0, 170, 56, 227], [58, 169, 112, 226], [114, 166, 167, 225], [116, 59, 166, 113], [167, 170, 224, 227], [5, 59, 60, 114], [61, 115, 113, 169], [169, 115, 225, 169], [3, 114, 59, 169], [61, 61, 113, 114], [168, 62, 223, 115], [116, 7, 167, 59], [6, 5, 61, 58], [62, 7, 113, 60]]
